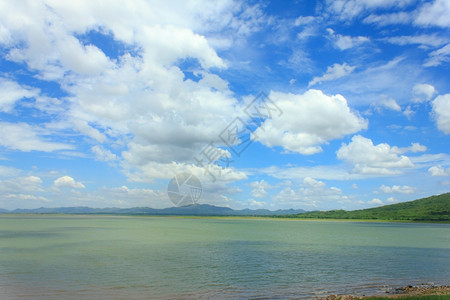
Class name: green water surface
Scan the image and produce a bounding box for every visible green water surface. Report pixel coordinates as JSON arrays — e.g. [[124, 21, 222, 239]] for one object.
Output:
[[0, 216, 448, 299]]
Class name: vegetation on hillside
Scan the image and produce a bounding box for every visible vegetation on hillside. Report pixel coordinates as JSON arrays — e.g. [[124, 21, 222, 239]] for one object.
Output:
[[287, 193, 450, 221]]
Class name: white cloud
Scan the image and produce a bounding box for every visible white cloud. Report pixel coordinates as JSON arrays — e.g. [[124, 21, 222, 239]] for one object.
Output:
[[407, 143, 427, 153], [366, 0, 450, 28], [92, 145, 118, 162], [329, 0, 449, 30], [123, 160, 247, 184], [412, 83, 436, 102], [374, 97, 401, 112], [0, 1, 229, 75], [383, 34, 449, 48], [326, 28, 369, 50], [138, 25, 226, 69], [294, 16, 316, 26], [245, 199, 266, 208], [303, 177, 326, 189], [317, 56, 423, 107], [98, 185, 169, 208], [432, 94, 450, 134], [424, 44, 450, 67], [272, 177, 345, 209], [368, 198, 383, 206], [260, 165, 365, 181], [428, 165, 449, 176], [54, 176, 85, 189], [58, 36, 113, 76], [0, 175, 49, 209], [71, 120, 107, 143], [392, 142, 427, 154], [387, 197, 398, 203], [0, 176, 43, 194], [379, 184, 416, 194], [250, 180, 271, 198], [363, 12, 412, 26], [326, 0, 413, 21], [253, 90, 367, 155], [0, 78, 39, 112], [309, 62, 356, 86], [409, 153, 450, 171], [415, 0, 450, 28], [403, 105, 415, 119], [3, 194, 50, 202], [0, 0, 259, 183], [337, 135, 414, 175], [0, 166, 21, 178], [0, 122, 74, 152], [295, 17, 320, 41]]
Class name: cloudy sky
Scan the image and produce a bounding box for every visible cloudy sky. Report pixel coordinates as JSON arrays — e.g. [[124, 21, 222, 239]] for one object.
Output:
[[0, 0, 449, 210]]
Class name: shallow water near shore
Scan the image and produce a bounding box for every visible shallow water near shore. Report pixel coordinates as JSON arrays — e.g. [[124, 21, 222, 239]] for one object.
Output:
[[0, 216, 449, 299]]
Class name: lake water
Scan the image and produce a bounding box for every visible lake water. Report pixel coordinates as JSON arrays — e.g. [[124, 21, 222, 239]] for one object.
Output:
[[0, 216, 449, 299]]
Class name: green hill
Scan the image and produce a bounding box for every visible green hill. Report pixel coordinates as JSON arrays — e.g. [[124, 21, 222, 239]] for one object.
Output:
[[288, 193, 450, 221]]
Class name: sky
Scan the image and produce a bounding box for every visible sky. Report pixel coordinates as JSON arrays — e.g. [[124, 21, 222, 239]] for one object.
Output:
[[0, 0, 449, 211]]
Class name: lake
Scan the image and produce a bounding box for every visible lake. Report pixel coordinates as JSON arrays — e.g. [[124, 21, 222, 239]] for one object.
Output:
[[0, 216, 449, 299]]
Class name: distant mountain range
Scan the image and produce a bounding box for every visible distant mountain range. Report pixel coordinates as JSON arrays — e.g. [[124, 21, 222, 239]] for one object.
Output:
[[0, 204, 306, 216], [286, 193, 450, 222], [2, 193, 449, 221]]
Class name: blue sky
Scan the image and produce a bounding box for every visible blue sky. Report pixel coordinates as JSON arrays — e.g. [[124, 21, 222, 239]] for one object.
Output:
[[0, 0, 449, 210]]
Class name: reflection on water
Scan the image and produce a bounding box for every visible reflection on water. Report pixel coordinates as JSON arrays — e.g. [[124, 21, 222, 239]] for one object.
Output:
[[0, 216, 449, 299]]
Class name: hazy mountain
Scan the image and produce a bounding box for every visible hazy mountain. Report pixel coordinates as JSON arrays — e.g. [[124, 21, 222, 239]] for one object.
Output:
[[3, 204, 306, 216]]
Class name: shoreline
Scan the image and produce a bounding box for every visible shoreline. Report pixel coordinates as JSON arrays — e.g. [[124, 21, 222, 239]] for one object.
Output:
[[318, 285, 450, 299]]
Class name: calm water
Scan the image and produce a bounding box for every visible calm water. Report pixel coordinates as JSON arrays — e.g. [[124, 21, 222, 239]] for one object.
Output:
[[0, 216, 449, 299]]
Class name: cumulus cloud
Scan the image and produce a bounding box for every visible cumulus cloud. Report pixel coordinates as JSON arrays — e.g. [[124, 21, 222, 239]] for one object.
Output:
[[273, 177, 345, 209], [326, 28, 369, 50], [368, 198, 383, 206], [387, 197, 398, 203], [0, 176, 43, 194], [412, 83, 436, 102], [54, 176, 85, 189], [250, 180, 271, 198], [0, 0, 257, 184], [123, 160, 247, 184], [253, 90, 367, 155], [0, 175, 49, 209], [432, 94, 450, 134], [99, 185, 168, 208], [245, 199, 266, 208], [428, 165, 449, 176], [408, 143, 427, 153], [337, 135, 414, 175], [392, 142, 427, 154], [379, 184, 416, 194], [309, 62, 356, 86]]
